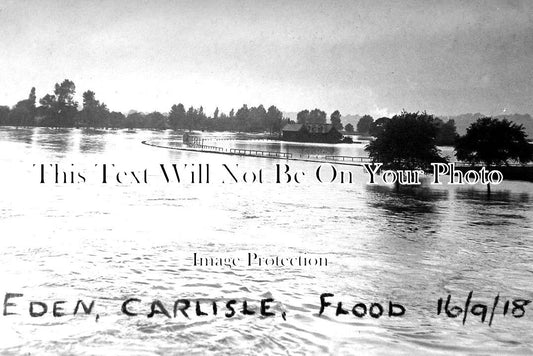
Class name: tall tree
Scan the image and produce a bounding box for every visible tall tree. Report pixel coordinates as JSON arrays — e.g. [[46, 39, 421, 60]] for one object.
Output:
[[357, 115, 374, 134], [28, 87, 36, 106], [435, 119, 458, 146], [330, 110, 343, 130], [235, 104, 250, 132], [9, 87, 37, 127], [55, 79, 78, 127], [79, 90, 108, 128], [38, 79, 78, 127], [169, 103, 186, 130], [296, 110, 309, 124], [369, 117, 390, 136], [249, 105, 267, 131], [38, 94, 56, 126], [108, 111, 125, 128], [185, 106, 196, 131], [145, 111, 167, 129], [125, 112, 144, 129], [308, 108, 326, 124], [344, 123, 354, 133], [198, 106, 206, 119], [0, 106, 9, 125], [266, 105, 283, 134]]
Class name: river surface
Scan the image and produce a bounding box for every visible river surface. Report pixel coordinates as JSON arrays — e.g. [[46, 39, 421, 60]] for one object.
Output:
[[0, 127, 532, 355]]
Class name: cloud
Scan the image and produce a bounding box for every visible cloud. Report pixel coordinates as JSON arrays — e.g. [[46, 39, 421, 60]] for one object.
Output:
[[0, 0, 532, 115]]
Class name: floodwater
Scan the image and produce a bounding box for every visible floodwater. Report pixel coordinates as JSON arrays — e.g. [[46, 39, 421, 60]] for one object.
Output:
[[0, 127, 532, 355]]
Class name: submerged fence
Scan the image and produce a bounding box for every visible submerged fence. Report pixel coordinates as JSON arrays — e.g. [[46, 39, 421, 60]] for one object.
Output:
[[142, 141, 372, 166], [324, 155, 372, 163], [188, 143, 225, 152], [229, 148, 292, 159]]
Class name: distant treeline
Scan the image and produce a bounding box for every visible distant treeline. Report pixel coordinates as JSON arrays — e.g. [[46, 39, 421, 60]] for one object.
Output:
[[0, 79, 291, 133], [0, 79, 458, 144]]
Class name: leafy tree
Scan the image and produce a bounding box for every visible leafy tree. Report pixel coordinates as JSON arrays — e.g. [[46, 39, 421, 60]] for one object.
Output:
[[37, 94, 56, 126], [29, 87, 36, 105], [196, 106, 208, 129], [296, 110, 309, 124], [235, 104, 249, 132], [78, 90, 109, 128], [455, 117, 532, 166], [248, 105, 266, 132], [38, 79, 78, 127], [198, 106, 206, 119], [365, 111, 446, 174], [213, 107, 219, 120], [145, 111, 167, 129], [330, 110, 343, 131], [357, 115, 374, 134], [169, 103, 186, 130], [185, 106, 197, 131], [266, 105, 283, 134], [0, 106, 9, 125], [54, 79, 78, 127], [82, 90, 96, 107], [8, 106, 30, 127], [369, 117, 390, 136], [308, 108, 326, 124], [125, 111, 144, 129], [8, 87, 37, 127], [108, 111, 125, 128], [435, 118, 458, 146], [344, 123, 354, 133]]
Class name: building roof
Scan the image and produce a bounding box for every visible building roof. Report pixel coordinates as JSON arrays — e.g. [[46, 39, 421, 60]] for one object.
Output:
[[282, 123, 305, 132]]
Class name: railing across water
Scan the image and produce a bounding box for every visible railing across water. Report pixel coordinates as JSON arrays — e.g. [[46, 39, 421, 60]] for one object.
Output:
[[146, 139, 372, 164], [324, 155, 372, 163], [229, 148, 292, 159], [188, 143, 225, 152]]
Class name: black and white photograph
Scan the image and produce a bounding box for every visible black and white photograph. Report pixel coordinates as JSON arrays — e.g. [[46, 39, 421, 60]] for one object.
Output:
[[0, 0, 532, 354]]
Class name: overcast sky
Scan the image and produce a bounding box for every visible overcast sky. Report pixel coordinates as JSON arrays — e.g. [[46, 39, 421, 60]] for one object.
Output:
[[0, 0, 532, 117]]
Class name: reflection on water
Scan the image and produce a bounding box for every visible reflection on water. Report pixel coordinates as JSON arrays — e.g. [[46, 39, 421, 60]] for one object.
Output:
[[78, 129, 111, 153], [2, 127, 36, 146], [34, 128, 75, 153], [0, 127, 532, 355], [366, 184, 448, 213], [455, 188, 530, 204]]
